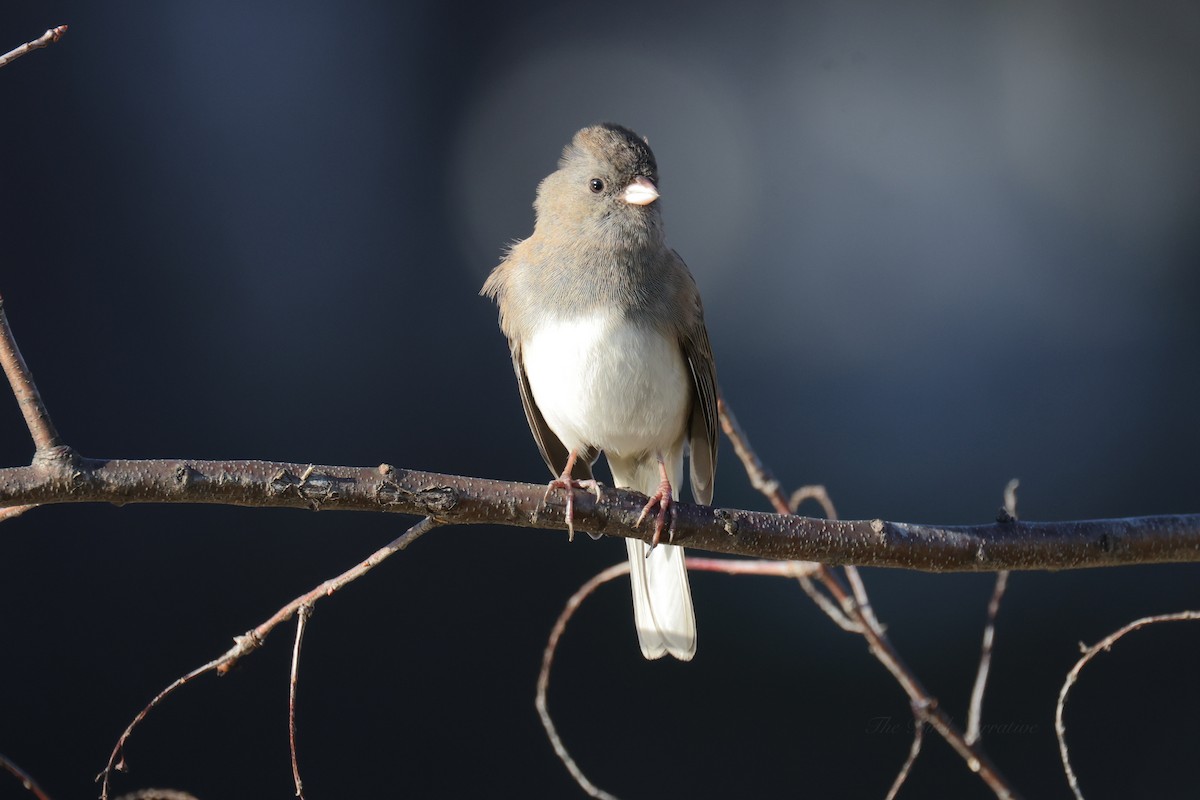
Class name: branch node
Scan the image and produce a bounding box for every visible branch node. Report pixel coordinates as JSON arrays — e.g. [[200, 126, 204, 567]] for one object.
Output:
[[31, 444, 75, 469], [714, 508, 739, 535], [219, 630, 265, 674]]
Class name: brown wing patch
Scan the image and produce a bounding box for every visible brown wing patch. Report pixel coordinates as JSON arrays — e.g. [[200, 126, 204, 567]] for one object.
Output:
[[682, 323, 718, 506]]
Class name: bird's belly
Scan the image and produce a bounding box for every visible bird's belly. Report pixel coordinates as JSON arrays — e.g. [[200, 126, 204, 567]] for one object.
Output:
[[522, 312, 690, 458]]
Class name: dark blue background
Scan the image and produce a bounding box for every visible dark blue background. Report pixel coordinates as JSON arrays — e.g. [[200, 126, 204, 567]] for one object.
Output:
[[3, 2, 1199, 798]]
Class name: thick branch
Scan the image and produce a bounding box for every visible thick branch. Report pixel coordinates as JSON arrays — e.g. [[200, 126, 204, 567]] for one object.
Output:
[[1, 451, 1197, 572]]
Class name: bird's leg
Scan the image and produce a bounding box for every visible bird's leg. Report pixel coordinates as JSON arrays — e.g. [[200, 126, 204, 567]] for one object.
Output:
[[541, 449, 603, 542], [634, 453, 675, 549]]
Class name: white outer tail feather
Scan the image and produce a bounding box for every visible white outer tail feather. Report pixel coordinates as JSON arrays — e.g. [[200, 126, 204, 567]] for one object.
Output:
[[613, 448, 696, 661], [625, 538, 696, 660]]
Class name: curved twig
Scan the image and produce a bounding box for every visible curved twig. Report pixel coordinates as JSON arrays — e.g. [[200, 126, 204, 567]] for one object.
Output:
[[0, 752, 53, 800], [536, 556, 826, 798], [1055, 610, 1200, 800], [98, 657, 229, 798], [536, 562, 628, 800]]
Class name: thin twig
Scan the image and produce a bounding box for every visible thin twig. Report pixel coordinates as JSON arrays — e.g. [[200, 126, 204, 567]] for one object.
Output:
[[0, 26, 68, 70], [1003, 479, 1020, 520], [683, 556, 821, 578], [0, 295, 61, 452], [97, 657, 229, 799], [0, 753, 53, 800], [785, 486, 864, 629], [721, 401, 873, 631], [0, 503, 37, 522], [99, 517, 438, 799], [967, 480, 1018, 745], [536, 555, 828, 797], [795, 575, 863, 632], [1055, 610, 1200, 800], [290, 604, 313, 799], [884, 703, 927, 800], [718, 397, 785, 505], [536, 563, 628, 800], [789, 484, 838, 520], [718, 398, 1018, 799], [966, 571, 1009, 746]]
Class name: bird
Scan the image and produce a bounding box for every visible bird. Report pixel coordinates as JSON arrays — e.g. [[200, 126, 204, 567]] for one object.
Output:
[[482, 123, 718, 660]]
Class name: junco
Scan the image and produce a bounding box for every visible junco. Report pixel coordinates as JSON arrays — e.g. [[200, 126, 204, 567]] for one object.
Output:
[[482, 123, 718, 660]]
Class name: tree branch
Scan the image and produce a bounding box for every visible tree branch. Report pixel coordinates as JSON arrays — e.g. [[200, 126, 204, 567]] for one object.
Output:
[[0, 26, 68, 71], [97, 516, 439, 799], [0, 295, 61, 453], [0, 752, 52, 800], [1, 452, 1197, 572], [1055, 610, 1200, 800]]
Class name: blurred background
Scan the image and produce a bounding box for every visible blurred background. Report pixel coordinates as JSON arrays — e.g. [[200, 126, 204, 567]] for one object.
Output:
[[3, 1, 1198, 797]]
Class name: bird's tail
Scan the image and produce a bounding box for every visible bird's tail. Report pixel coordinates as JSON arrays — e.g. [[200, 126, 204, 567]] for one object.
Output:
[[612, 448, 696, 660]]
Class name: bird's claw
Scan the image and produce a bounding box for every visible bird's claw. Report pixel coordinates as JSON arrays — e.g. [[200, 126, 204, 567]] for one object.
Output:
[[634, 477, 675, 550], [542, 476, 603, 542]]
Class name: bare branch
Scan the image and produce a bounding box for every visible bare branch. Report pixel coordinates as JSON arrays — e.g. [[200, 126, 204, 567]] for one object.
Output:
[[99, 517, 438, 799], [884, 703, 927, 800], [1055, 610, 1200, 800], [682, 556, 821, 578], [719, 399, 1018, 798], [966, 570, 1009, 746], [1003, 479, 1020, 520], [2, 454, 1196, 571], [536, 555, 831, 797], [290, 605, 313, 799], [0, 753, 53, 800], [536, 562, 628, 800], [967, 480, 1019, 745], [97, 656, 229, 799], [0, 26, 68, 70], [0, 296, 61, 452], [0, 302, 1196, 572], [789, 484, 838, 520], [718, 397, 787, 510], [0, 503, 37, 522], [784, 487, 868, 630], [795, 574, 864, 632]]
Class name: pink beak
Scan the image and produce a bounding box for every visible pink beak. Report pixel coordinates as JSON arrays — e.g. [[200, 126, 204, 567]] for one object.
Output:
[[622, 176, 659, 206]]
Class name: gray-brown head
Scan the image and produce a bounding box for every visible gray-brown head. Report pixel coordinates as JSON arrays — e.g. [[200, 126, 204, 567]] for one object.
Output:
[[532, 123, 665, 246]]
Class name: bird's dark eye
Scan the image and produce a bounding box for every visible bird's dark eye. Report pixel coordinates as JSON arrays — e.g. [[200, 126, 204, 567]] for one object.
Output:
[[589, 178, 604, 193]]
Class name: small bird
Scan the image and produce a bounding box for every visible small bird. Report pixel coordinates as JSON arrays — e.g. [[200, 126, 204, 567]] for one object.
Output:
[[482, 123, 718, 660]]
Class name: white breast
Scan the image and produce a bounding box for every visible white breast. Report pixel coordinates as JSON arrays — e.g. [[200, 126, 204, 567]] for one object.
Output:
[[522, 312, 690, 460]]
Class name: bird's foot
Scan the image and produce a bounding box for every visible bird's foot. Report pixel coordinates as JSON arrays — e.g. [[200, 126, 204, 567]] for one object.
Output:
[[634, 475, 675, 549], [541, 472, 603, 542]]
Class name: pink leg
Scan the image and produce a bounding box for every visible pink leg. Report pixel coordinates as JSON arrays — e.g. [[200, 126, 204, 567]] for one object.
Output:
[[633, 453, 675, 548], [542, 450, 603, 542]]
